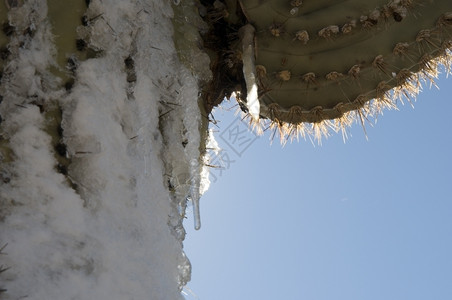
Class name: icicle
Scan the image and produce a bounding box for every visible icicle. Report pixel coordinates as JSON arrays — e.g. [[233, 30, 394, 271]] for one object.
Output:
[[188, 159, 202, 230], [239, 24, 260, 122], [188, 189, 201, 230], [189, 194, 201, 230]]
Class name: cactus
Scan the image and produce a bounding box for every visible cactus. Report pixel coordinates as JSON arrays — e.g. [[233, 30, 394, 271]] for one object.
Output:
[[202, 0, 452, 142]]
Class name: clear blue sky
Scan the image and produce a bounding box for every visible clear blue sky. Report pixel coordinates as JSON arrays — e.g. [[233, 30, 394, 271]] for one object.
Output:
[[184, 73, 452, 300]]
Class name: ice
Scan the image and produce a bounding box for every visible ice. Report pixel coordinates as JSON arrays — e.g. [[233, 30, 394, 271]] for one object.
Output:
[[0, 0, 211, 298], [239, 24, 260, 122]]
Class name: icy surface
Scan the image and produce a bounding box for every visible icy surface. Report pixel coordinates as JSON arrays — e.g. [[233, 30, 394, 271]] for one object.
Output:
[[239, 24, 260, 122], [0, 0, 210, 299]]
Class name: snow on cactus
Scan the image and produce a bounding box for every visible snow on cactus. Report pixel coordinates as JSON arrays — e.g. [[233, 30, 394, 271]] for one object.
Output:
[[1, 0, 452, 299], [0, 0, 211, 298]]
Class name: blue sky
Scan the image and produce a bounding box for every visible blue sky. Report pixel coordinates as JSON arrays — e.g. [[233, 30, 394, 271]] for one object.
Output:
[[184, 73, 452, 300]]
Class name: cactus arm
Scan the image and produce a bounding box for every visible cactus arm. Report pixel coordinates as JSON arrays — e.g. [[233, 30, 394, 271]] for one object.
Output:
[[202, 0, 452, 142]]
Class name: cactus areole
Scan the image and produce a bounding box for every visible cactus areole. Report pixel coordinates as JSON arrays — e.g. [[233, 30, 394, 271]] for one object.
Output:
[[201, 0, 452, 142]]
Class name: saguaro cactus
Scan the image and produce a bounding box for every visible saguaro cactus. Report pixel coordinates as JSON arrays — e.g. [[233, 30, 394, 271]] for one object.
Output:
[[202, 0, 452, 142]]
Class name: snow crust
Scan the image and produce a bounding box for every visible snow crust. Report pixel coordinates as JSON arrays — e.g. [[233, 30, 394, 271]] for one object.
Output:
[[0, 0, 211, 299]]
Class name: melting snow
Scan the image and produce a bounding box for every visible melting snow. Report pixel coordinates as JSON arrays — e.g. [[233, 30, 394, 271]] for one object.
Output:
[[0, 0, 211, 299]]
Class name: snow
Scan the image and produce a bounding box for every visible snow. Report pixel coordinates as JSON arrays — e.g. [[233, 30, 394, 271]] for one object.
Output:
[[0, 0, 211, 299]]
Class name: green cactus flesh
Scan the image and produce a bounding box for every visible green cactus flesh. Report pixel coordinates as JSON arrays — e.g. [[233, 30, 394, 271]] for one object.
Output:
[[202, 0, 452, 141]]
